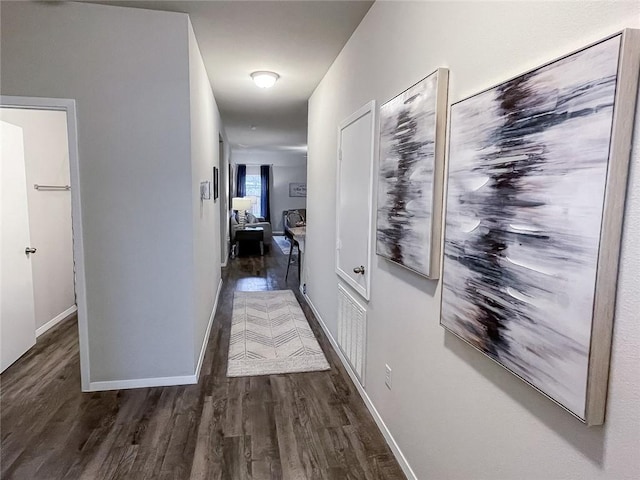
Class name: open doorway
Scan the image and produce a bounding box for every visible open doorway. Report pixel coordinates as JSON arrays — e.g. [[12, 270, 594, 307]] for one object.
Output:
[[218, 135, 228, 267], [0, 97, 88, 388]]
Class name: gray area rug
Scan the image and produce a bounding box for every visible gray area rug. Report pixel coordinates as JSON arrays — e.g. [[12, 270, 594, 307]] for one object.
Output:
[[273, 235, 292, 255], [227, 290, 330, 377]]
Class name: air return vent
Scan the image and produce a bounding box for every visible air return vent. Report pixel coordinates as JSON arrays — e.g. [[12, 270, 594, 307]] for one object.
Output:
[[337, 284, 367, 385]]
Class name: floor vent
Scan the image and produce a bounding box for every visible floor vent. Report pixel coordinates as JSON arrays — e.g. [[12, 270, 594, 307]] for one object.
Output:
[[337, 284, 366, 385]]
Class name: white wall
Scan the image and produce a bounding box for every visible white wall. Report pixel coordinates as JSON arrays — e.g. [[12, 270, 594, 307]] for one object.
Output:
[[306, 2, 640, 479], [188, 22, 226, 366], [0, 108, 75, 331], [232, 150, 307, 231], [1, 1, 200, 384]]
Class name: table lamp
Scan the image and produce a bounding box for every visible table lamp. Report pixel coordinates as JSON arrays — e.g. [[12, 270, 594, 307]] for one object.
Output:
[[232, 197, 252, 227]]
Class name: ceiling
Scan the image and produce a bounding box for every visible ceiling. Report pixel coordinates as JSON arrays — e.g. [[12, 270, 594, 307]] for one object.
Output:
[[83, 1, 374, 153]]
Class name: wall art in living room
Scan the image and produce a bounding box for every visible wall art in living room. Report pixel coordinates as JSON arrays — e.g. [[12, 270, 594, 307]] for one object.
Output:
[[441, 30, 640, 425], [375, 68, 448, 279], [289, 182, 306, 197]]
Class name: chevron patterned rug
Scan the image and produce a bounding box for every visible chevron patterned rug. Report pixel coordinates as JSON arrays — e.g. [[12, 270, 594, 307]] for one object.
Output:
[[227, 290, 330, 377]]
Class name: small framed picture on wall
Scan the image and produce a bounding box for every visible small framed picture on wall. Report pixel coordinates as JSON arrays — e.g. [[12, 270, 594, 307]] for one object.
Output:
[[213, 166, 219, 201], [200, 180, 211, 200], [289, 182, 306, 197]]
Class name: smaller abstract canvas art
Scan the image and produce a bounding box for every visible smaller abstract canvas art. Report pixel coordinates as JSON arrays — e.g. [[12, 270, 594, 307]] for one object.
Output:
[[376, 68, 448, 278], [441, 31, 640, 424]]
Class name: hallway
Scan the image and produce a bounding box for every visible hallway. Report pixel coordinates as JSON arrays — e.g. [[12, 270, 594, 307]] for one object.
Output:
[[0, 246, 405, 479]]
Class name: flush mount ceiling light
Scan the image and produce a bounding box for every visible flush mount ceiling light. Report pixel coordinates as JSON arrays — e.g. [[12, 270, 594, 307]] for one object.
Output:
[[250, 71, 279, 89]]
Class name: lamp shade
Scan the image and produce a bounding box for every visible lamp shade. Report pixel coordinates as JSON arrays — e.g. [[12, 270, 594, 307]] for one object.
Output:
[[232, 197, 252, 211]]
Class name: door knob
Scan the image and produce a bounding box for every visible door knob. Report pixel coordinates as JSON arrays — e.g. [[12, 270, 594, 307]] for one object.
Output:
[[353, 265, 365, 275], [25, 247, 37, 255]]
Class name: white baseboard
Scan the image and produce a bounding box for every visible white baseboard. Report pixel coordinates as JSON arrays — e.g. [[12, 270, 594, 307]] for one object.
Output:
[[88, 374, 197, 391], [88, 278, 224, 392], [302, 291, 418, 480], [195, 277, 223, 380], [36, 305, 78, 337]]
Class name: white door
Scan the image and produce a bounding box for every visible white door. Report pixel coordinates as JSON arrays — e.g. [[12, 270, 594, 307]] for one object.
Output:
[[1, 120, 37, 372], [336, 101, 376, 300]]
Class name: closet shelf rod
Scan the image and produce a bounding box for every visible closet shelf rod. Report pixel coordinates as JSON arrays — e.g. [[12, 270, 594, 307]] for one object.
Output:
[[34, 184, 71, 191]]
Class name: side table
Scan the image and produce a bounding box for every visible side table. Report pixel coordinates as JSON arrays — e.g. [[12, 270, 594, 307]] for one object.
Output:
[[235, 226, 264, 257]]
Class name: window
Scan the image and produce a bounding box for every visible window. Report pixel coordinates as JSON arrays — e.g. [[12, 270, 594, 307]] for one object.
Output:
[[244, 174, 262, 217]]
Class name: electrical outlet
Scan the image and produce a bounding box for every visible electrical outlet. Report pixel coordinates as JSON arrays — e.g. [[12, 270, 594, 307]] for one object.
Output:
[[385, 364, 392, 389]]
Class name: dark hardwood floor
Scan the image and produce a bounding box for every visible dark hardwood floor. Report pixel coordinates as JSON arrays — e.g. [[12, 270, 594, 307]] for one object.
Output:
[[0, 242, 406, 479]]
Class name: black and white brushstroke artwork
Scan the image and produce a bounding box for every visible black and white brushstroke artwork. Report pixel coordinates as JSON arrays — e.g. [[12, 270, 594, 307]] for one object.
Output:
[[377, 71, 440, 277], [442, 36, 621, 419]]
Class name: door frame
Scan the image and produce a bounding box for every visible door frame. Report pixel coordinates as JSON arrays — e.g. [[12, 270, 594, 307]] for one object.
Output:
[[335, 100, 376, 300], [218, 134, 229, 267], [1, 96, 90, 390]]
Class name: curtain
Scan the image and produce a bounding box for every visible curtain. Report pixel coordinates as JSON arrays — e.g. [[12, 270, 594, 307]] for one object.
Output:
[[235, 164, 246, 199], [260, 165, 271, 222]]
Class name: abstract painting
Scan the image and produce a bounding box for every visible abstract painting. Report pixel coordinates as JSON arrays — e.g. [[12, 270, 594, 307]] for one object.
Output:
[[441, 32, 639, 424], [376, 68, 448, 278]]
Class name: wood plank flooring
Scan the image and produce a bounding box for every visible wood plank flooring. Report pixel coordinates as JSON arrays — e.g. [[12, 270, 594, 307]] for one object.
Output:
[[1, 244, 406, 479]]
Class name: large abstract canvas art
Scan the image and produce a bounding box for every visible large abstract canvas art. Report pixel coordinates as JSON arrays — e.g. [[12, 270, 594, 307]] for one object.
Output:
[[376, 68, 448, 278], [441, 31, 640, 424]]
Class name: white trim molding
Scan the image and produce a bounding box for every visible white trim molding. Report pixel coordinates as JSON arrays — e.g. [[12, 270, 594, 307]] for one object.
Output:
[[335, 100, 376, 301], [195, 278, 223, 380], [1, 95, 90, 391], [36, 305, 77, 337], [88, 375, 198, 392], [301, 289, 417, 480]]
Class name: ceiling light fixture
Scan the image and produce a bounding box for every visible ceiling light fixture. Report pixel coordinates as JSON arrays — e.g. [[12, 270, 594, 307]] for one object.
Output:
[[251, 71, 279, 89]]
